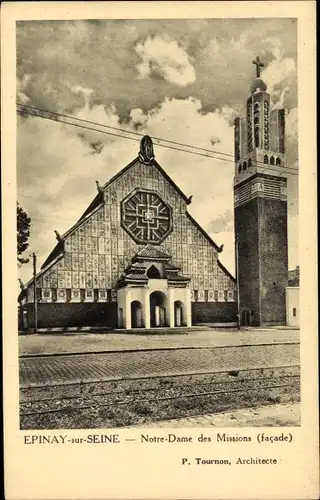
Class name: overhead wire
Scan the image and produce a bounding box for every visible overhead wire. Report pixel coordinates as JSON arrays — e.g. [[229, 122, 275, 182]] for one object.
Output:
[[17, 103, 299, 176], [17, 103, 235, 159]]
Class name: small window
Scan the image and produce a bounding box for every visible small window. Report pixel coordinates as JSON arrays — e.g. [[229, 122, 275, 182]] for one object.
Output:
[[238, 164, 242, 174], [243, 161, 247, 171], [276, 157, 281, 166], [270, 156, 275, 165], [264, 154, 269, 164], [107, 289, 112, 302], [194, 290, 199, 302], [293, 308, 297, 317], [214, 290, 218, 301], [248, 158, 252, 168], [80, 289, 85, 302], [94, 289, 99, 302], [66, 289, 71, 302], [147, 265, 161, 279], [204, 290, 209, 302], [52, 288, 57, 302], [224, 290, 228, 301]]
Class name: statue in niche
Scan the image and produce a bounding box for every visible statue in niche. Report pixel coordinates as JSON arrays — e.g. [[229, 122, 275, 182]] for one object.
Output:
[[139, 135, 155, 164]]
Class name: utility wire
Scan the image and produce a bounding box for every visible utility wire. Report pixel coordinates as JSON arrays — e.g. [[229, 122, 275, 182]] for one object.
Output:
[[17, 103, 299, 175], [17, 108, 236, 165], [17, 103, 234, 159], [17, 103, 299, 174]]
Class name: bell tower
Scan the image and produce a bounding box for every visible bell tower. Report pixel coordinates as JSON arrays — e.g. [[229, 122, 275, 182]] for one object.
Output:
[[234, 56, 288, 326]]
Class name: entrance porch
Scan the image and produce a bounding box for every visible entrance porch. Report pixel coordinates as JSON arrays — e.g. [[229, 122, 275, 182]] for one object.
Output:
[[117, 279, 192, 330], [116, 245, 191, 330]]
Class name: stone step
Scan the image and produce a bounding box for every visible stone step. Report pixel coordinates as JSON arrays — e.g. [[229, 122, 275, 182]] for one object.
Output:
[[20, 323, 237, 335], [114, 326, 209, 334]]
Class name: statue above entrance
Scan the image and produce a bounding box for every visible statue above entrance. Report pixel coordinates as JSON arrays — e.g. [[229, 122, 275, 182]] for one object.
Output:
[[139, 135, 155, 164]]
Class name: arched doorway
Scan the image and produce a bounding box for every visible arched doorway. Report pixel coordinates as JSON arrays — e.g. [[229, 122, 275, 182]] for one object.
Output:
[[131, 300, 143, 328], [149, 291, 166, 327], [174, 300, 184, 327], [147, 265, 161, 279]]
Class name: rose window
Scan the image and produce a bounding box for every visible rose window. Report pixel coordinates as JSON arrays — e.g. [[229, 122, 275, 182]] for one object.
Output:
[[121, 188, 173, 244]]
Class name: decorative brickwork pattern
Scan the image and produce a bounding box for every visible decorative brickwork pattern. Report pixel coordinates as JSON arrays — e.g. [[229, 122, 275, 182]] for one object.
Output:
[[28, 159, 235, 306]]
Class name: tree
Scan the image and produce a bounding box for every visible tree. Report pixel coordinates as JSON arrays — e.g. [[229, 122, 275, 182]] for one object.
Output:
[[17, 203, 31, 265]]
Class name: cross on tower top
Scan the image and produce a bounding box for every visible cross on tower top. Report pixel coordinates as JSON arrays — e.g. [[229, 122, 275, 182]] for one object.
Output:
[[252, 56, 264, 77]]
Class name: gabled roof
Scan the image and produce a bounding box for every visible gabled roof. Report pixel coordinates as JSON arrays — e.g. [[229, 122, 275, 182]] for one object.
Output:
[[186, 212, 220, 252], [100, 156, 189, 203], [36, 139, 234, 283], [153, 160, 189, 203], [218, 260, 236, 282], [41, 240, 64, 270], [133, 244, 171, 261], [40, 154, 189, 271]]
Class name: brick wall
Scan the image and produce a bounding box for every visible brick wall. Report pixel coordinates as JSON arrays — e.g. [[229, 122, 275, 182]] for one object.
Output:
[[192, 301, 237, 323], [235, 198, 261, 324], [235, 196, 288, 326], [25, 302, 118, 328], [258, 198, 288, 324]]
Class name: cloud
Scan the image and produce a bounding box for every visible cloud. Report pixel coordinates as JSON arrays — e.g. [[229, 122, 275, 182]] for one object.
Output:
[[17, 74, 32, 104], [135, 35, 196, 86], [261, 38, 296, 110], [16, 19, 299, 282], [17, 95, 237, 281], [285, 107, 298, 167], [71, 85, 94, 112], [206, 209, 233, 233]]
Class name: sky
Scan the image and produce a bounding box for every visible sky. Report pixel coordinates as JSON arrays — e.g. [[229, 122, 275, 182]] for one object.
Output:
[[16, 18, 298, 283]]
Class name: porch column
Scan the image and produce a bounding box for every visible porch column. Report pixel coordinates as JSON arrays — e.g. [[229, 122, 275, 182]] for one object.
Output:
[[185, 288, 192, 327], [144, 288, 150, 328], [167, 288, 175, 328], [155, 306, 160, 327], [125, 288, 131, 330], [175, 305, 182, 327]]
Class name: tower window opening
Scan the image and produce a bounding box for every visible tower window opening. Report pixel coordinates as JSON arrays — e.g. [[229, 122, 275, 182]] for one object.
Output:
[[264, 155, 269, 164], [243, 161, 247, 171], [270, 156, 275, 165], [276, 157, 281, 166], [254, 128, 259, 148], [248, 158, 252, 168], [238, 164, 242, 174]]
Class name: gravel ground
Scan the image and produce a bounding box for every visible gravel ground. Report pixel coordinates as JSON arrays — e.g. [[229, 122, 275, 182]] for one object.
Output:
[[20, 366, 300, 429], [19, 328, 300, 356], [132, 402, 301, 428]]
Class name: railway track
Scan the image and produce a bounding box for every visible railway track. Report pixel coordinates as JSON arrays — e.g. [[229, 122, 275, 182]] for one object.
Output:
[[20, 365, 300, 429]]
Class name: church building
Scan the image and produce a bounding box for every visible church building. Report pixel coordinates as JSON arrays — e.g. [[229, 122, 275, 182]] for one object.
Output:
[[20, 135, 237, 329], [19, 56, 290, 330]]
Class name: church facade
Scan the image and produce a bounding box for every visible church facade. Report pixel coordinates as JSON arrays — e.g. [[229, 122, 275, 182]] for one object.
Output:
[[20, 136, 237, 329]]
